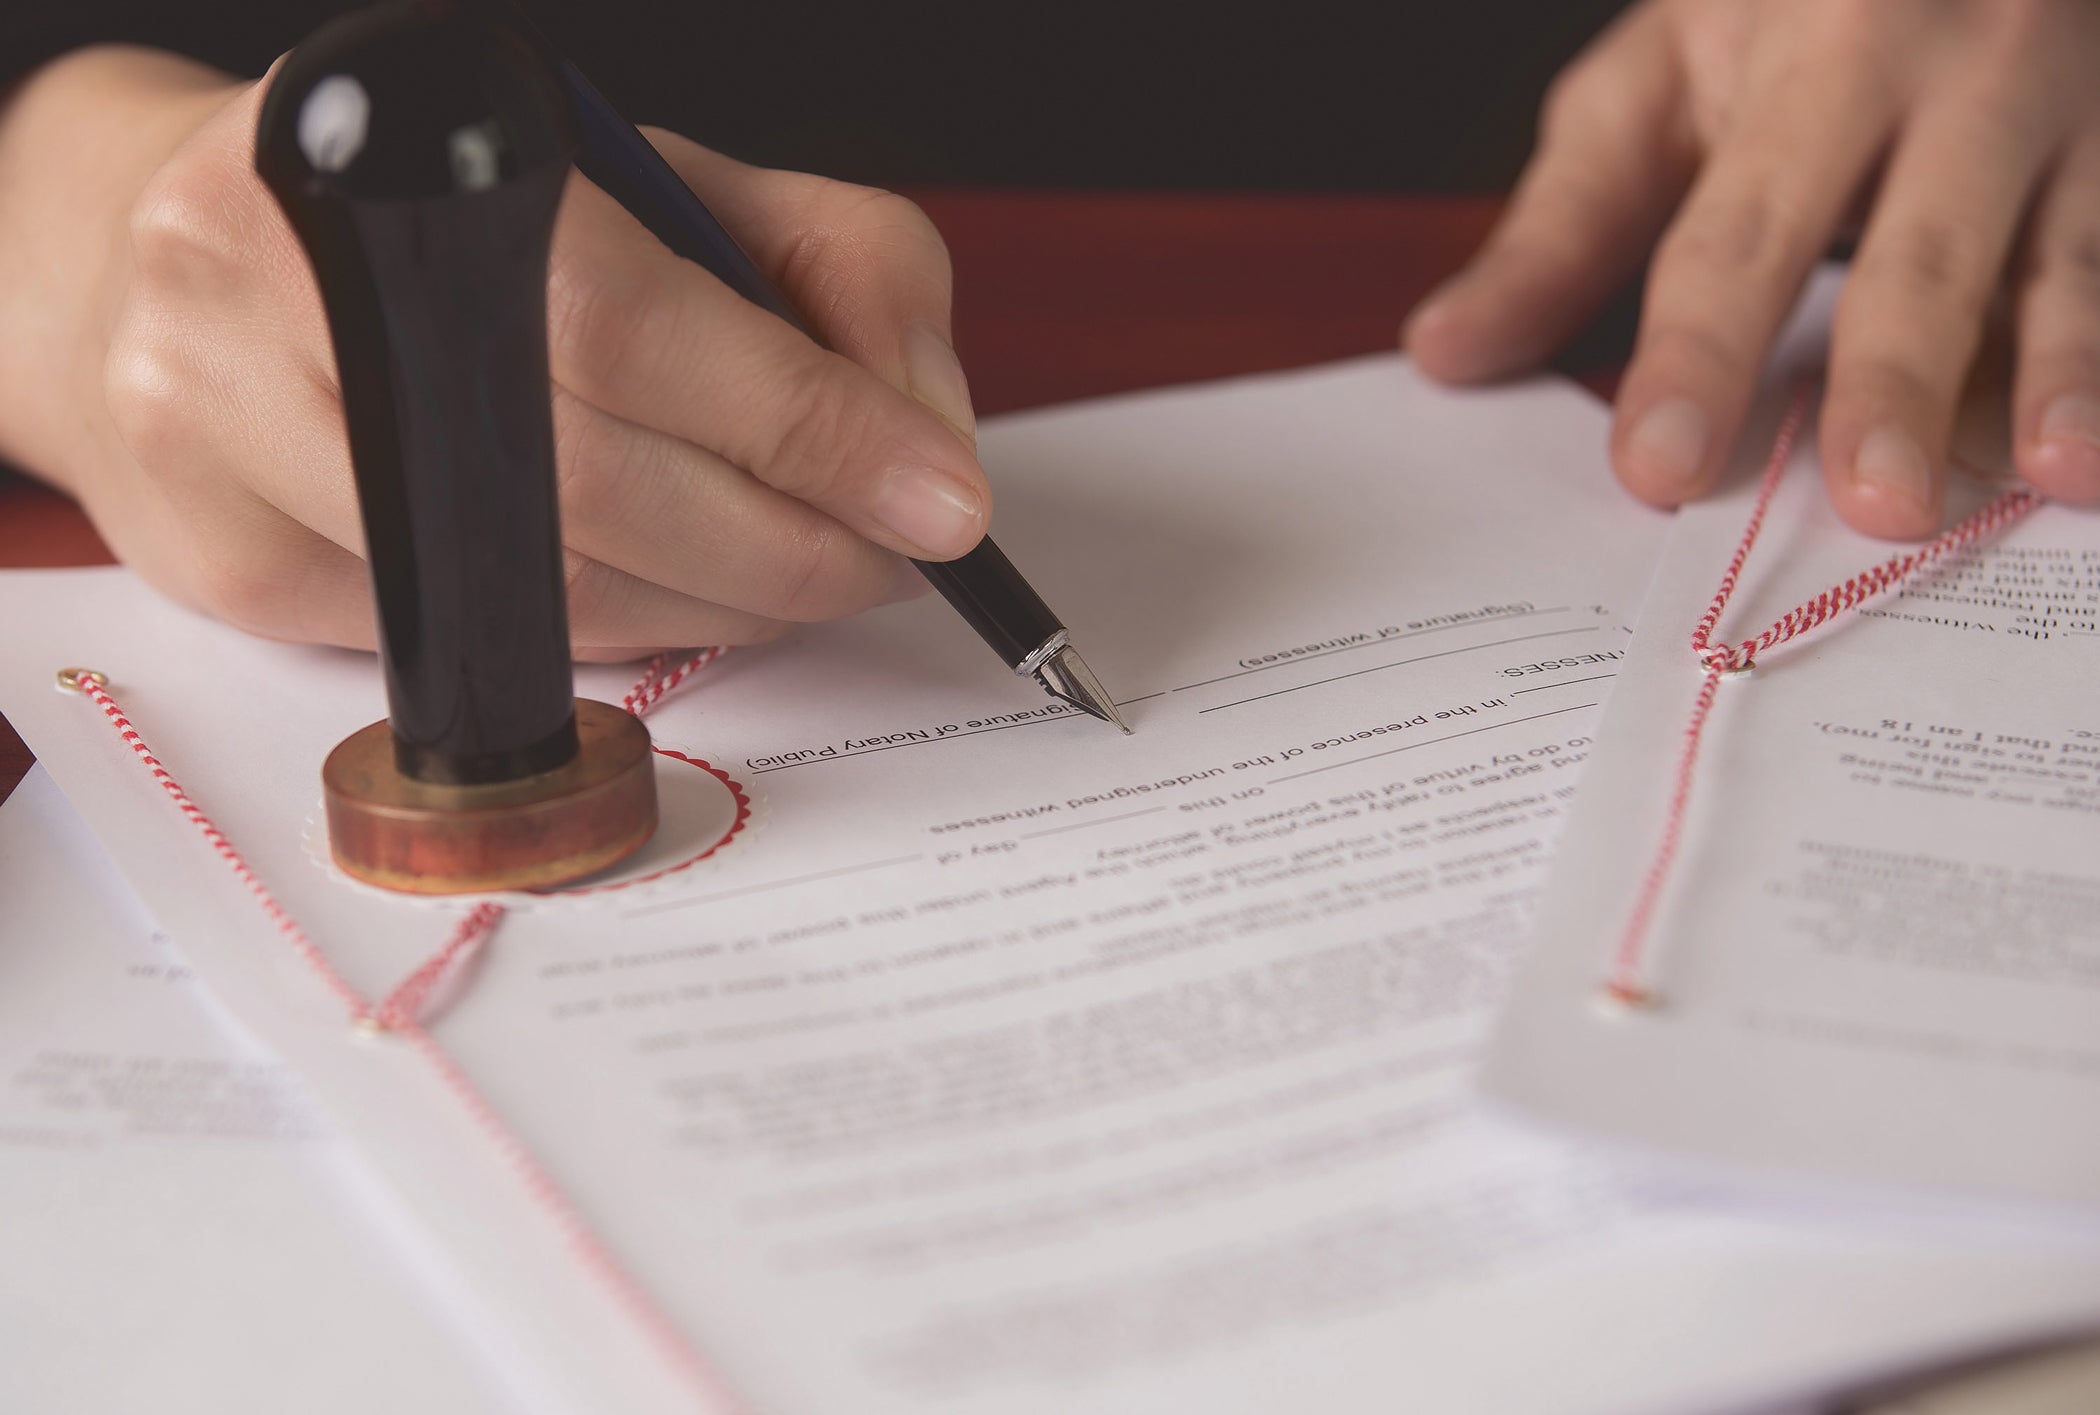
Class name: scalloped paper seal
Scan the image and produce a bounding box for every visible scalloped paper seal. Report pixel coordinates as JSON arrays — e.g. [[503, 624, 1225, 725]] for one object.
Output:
[[303, 745, 754, 913]]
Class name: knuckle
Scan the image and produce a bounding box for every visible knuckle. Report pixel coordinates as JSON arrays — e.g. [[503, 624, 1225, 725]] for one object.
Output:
[[788, 181, 915, 251], [1638, 319, 1752, 383], [2029, 347, 2100, 393], [1537, 58, 1605, 143], [1790, 5, 1906, 109], [777, 207, 870, 328], [546, 257, 658, 404], [127, 158, 249, 289], [757, 358, 879, 504], [560, 544, 596, 600], [190, 541, 299, 636], [1831, 340, 1940, 411], [1502, 171, 1625, 269], [2057, 226, 2100, 288], [573, 644, 657, 666], [103, 324, 209, 474], [560, 548, 617, 631], [1659, 180, 1801, 277], [755, 519, 875, 622], [549, 391, 640, 531], [1969, 94, 2055, 159], [1985, 0, 2064, 54], [1822, 0, 1900, 53], [1860, 217, 1999, 314], [734, 616, 796, 648], [780, 183, 952, 330], [665, 608, 791, 649], [854, 188, 949, 267], [753, 526, 834, 621], [1536, 0, 1665, 145]]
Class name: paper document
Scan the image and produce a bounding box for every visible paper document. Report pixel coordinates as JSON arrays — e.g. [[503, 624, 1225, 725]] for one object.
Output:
[[6, 358, 2100, 1414], [1486, 365, 2100, 1212], [0, 767, 511, 1414]]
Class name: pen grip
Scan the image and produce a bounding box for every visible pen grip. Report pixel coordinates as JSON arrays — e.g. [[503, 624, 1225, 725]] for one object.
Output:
[[912, 543, 1063, 670], [485, 0, 1067, 675]]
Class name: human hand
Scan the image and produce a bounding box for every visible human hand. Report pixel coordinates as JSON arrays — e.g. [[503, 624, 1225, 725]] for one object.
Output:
[[0, 46, 984, 656], [1403, 0, 2100, 537]]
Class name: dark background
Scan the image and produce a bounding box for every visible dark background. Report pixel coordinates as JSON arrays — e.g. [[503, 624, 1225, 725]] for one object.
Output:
[[19, 0, 1634, 190]]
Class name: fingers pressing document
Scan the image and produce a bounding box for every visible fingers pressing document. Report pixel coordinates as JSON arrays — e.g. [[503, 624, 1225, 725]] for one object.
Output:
[[1407, 0, 2100, 537], [2015, 130, 2100, 506], [1405, 3, 1696, 385]]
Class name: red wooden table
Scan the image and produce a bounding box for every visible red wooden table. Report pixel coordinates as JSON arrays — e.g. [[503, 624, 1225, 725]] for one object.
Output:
[[0, 190, 1498, 802]]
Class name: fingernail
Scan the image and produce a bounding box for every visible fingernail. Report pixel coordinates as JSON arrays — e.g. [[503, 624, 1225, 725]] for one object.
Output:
[[902, 323, 976, 443], [1626, 398, 1709, 493], [2036, 393, 2100, 499], [871, 466, 983, 558], [1853, 425, 1934, 514]]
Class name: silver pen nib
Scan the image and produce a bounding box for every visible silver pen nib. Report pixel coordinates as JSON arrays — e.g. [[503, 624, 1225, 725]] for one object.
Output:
[[1032, 643, 1132, 734]]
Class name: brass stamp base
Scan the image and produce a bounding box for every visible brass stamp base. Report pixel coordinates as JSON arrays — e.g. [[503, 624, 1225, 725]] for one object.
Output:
[[324, 699, 658, 895]]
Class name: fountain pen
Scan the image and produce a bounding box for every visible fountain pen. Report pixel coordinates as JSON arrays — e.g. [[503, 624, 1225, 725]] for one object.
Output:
[[474, 1, 1129, 733]]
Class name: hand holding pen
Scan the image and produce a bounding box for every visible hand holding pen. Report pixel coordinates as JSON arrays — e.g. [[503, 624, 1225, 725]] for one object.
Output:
[[0, 30, 1112, 708]]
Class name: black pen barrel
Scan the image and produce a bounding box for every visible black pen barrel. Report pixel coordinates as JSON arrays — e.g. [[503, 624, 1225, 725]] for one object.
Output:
[[912, 542, 1064, 670]]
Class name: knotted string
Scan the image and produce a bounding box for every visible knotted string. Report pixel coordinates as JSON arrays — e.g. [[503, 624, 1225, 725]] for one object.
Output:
[[1602, 394, 2040, 1008]]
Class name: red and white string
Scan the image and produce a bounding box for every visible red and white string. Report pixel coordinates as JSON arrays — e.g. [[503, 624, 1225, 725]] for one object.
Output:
[[69, 647, 738, 1410], [1602, 393, 2041, 1007], [623, 647, 728, 717]]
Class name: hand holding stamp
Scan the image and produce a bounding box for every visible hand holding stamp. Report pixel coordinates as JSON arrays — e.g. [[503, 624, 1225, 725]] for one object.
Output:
[[256, 2, 657, 894]]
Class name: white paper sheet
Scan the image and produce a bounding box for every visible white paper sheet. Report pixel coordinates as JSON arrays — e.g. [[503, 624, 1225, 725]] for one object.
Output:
[[1486, 283, 2100, 1214], [6, 358, 2099, 1415], [0, 767, 511, 1414]]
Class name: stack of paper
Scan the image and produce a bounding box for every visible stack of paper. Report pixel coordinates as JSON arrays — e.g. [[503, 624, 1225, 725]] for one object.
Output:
[[3, 332, 2097, 1412], [1486, 308, 2100, 1218], [0, 768, 507, 1414]]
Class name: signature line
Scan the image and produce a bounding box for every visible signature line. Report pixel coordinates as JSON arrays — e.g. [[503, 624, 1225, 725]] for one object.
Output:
[[749, 713, 1074, 773], [1268, 703, 1600, 784], [1511, 672, 1618, 695], [1022, 806, 1169, 839], [1174, 607, 1570, 692], [1201, 628, 1596, 714]]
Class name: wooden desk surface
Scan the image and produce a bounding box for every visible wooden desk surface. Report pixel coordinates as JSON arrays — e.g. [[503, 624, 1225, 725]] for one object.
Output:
[[0, 189, 1497, 802]]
